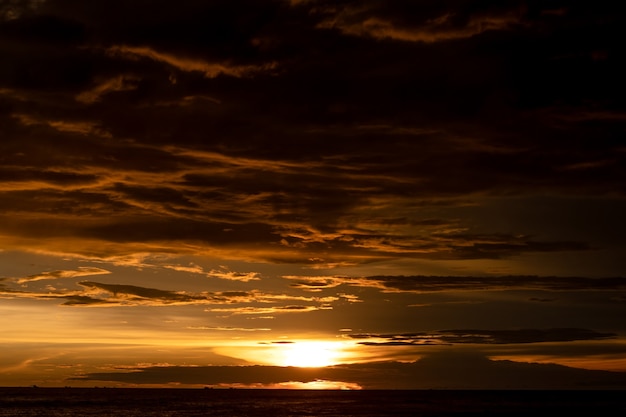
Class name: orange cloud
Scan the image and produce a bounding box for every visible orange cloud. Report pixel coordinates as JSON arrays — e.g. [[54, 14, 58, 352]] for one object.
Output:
[[15, 267, 111, 284], [207, 266, 262, 282], [75, 75, 140, 104], [318, 6, 521, 43], [323, 15, 517, 43], [207, 305, 331, 315], [106, 45, 278, 78], [285, 275, 626, 294], [11, 113, 110, 137]]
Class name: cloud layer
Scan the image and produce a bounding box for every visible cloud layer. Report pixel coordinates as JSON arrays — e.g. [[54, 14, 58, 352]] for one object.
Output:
[[286, 275, 626, 293], [0, 0, 624, 265], [72, 351, 626, 389], [350, 328, 617, 346]]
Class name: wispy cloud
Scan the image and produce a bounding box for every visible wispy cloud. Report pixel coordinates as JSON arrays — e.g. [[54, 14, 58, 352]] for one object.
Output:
[[162, 264, 262, 282], [207, 266, 262, 282], [320, 13, 519, 43], [283, 275, 626, 293], [316, 1, 522, 43], [207, 304, 331, 315], [0, 277, 337, 310], [349, 328, 617, 346], [11, 113, 110, 137], [284, 275, 345, 291], [75, 75, 140, 104], [187, 326, 271, 332], [0, 0, 45, 21], [15, 267, 111, 284], [106, 45, 278, 78]]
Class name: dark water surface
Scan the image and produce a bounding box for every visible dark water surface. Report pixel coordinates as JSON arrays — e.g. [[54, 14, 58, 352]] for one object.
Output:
[[0, 388, 624, 416]]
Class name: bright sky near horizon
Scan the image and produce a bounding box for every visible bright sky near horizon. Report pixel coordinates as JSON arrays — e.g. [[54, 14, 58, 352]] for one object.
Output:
[[1, 0, 626, 389]]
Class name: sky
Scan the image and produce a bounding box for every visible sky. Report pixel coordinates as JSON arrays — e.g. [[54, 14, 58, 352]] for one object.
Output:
[[1, 0, 626, 390]]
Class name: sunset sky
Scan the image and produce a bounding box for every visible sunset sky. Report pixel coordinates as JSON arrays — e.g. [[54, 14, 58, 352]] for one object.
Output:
[[1, 0, 626, 389]]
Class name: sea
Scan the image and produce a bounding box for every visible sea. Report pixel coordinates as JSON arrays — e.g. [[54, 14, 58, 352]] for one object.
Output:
[[0, 388, 624, 416]]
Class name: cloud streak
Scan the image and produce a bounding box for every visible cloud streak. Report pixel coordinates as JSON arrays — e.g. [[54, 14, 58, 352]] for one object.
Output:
[[285, 275, 626, 293], [105, 45, 278, 78], [15, 267, 111, 284], [0, 277, 336, 310], [316, 1, 522, 43], [350, 328, 617, 346]]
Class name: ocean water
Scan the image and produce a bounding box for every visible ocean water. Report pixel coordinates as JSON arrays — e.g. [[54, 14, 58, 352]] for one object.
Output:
[[0, 388, 624, 416]]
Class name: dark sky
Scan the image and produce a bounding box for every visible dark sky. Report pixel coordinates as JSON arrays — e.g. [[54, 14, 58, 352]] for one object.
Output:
[[1, 0, 625, 389]]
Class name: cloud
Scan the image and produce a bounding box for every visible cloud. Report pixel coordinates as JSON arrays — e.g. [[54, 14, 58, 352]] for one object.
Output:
[[69, 282, 328, 308], [529, 297, 557, 303], [106, 45, 278, 78], [162, 263, 205, 275], [0, 276, 337, 310], [61, 295, 114, 306], [284, 275, 344, 291], [187, 326, 271, 332], [70, 364, 323, 386], [11, 113, 110, 138], [207, 304, 332, 316], [0, 89, 619, 266], [0, 0, 624, 269], [317, 3, 522, 43], [349, 328, 617, 346], [75, 75, 140, 104], [15, 267, 111, 284], [0, 167, 99, 190], [76, 281, 211, 305], [0, 0, 45, 21], [162, 264, 262, 282], [70, 351, 626, 389], [206, 266, 262, 282], [0, 280, 221, 307], [337, 231, 591, 260], [305, 275, 626, 293]]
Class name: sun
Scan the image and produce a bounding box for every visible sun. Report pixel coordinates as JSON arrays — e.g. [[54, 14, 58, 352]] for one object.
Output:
[[279, 341, 340, 367]]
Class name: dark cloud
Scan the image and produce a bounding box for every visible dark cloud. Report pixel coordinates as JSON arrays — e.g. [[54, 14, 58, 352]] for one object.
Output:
[[285, 275, 626, 293], [0, 281, 218, 307], [529, 297, 557, 303], [2, 0, 624, 262], [207, 304, 331, 316], [71, 351, 626, 389], [62, 295, 113, 306], [350, 328, 617, 346], [314, 0, 525, 43], [0, 277, 333, 309], [362, 275, 626, 293], [0, 166, 98, 186], [15, 267, 110, 284], [70, 364, 322, 386], [77, 281, 210, 304]]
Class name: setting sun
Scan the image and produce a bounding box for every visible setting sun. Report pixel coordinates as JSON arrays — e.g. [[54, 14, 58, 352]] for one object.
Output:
[[279, 341, 342, 367]]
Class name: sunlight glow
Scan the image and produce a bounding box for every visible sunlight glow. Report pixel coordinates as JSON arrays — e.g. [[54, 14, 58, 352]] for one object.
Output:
[[279, 341, 342, 367], [212, 380, 362, 390], [272, 380, 362, 390]]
